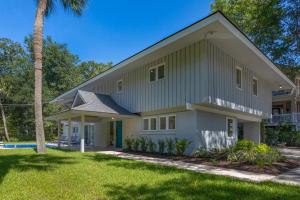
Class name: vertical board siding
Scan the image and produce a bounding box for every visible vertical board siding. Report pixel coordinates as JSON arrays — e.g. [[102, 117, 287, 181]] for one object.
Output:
[[90, 39, 271, 116]]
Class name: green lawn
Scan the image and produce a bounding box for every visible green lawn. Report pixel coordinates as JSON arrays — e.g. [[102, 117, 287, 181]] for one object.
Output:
[[0, 149, 300, 200]]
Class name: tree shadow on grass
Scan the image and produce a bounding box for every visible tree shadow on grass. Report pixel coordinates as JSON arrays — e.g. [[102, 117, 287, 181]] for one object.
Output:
[[0, 150, 77, 184], [86, 153, 180, 174], [103, 174, 300, 200]]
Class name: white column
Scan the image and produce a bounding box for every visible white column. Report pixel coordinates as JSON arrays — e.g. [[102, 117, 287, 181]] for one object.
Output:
[[80, 115, 85, 153], [57, 120, 61, 148], [68, 117, 72, 148]]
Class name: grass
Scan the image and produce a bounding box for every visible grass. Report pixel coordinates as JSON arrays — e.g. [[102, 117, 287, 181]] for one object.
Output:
[[0, 149, 300, 200]]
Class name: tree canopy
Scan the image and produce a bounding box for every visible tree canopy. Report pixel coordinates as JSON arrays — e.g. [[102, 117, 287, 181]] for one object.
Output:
[[0, 36, 111, 140], [211, 0, 299, 68]]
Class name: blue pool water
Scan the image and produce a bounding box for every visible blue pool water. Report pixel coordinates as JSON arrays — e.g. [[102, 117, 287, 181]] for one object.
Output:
[[3, 143, 54, 149]]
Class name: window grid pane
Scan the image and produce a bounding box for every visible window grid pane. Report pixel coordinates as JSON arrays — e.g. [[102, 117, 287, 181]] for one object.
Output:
[[227, 118, 233, 137], [236, 68, 242, 89], [168, 116, 176, 130], [150, 118, 156, 130], [253, 78, 258, 96], [143, 119, 149, 130], [150, 68, 156, 82], [160, 117, 166, 130], [158, 65, 164, 79]]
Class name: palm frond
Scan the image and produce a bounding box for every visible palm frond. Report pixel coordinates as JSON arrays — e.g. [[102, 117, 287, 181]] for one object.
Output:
[[60, 0, 88, 16]]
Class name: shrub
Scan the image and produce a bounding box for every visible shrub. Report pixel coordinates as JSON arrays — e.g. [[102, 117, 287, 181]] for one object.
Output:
[[158, 139, 166, 154], [133, 138, 140, 152], [175, 138, 191, 156], [124, 137, 134, 151], [255, 144, 282, 167], [147, 139, 157, 153], [140, 137, 148, 152], [166, 138, 175, 155], [194, 148, 229, 160], [227, 140, 282, 167]]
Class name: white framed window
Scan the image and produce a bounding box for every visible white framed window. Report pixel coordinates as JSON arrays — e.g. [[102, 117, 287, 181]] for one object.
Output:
[[73, 127, 78, 133], [143, 118, 149, 130], [168, 115, 176, 130], [226, 117, 235, 137], [252, 77, 258, 96], [236, 66, 242, 89], [159, 116, 167, 130], [150, 117, 157, 130], [117, 79, 123, 93], [142, 114, 176, 132], [149, 64, 165, 82]]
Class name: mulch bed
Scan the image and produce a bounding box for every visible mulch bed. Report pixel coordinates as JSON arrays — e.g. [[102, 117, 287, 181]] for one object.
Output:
[[122, 151, 299, 175]]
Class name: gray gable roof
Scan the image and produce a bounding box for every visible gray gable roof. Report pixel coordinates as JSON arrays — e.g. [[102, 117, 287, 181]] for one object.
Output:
[[72, 90, 135, 116]]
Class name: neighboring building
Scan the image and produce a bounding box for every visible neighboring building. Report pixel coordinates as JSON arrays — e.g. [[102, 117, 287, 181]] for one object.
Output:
[[48, 11, 295, 154], [267, 77, 300, 130]]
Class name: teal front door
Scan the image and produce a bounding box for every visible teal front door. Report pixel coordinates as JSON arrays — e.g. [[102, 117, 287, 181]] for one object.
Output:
[[116, 121, 122, 148]]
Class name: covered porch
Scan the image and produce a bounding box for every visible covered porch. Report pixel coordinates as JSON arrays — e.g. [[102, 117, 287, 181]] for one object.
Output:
[[47, 90, 138, 152]]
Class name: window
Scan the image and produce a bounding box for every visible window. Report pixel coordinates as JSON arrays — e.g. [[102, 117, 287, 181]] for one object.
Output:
[[73, 127, 78, 133], [159, 116, 167, 130], [158, 65, 165, 79], [168, 115, 176, 130], [143, 115, 176, 132], [143, 118, 149, 130], [226, 118, 234, 137], [149, 64, 165, 82], [236, 67, 242, 89], [150, 68, 156, 82], [253, 77, 258, 96], [150, 118, 157, 130], [117, 80, 123, 92]]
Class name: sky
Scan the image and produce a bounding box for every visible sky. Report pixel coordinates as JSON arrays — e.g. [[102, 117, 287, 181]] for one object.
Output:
[[0, 0, 213, 64]]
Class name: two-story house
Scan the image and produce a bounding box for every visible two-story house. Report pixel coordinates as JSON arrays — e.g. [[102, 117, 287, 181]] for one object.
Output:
[[48, 11, 295, 154]]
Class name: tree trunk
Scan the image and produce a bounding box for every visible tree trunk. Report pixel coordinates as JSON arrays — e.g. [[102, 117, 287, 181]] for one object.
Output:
[[0, 99, 9, 142], [33, 0, 47, 153]]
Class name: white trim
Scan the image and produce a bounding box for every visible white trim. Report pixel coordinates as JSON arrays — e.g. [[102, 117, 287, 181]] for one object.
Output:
[[51, 12, 295, 103], [252, 77, 258, 96]]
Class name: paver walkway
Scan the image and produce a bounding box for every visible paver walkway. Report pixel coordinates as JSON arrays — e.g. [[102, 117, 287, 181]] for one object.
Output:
[[99, 150, 275, 182], [272, 148, 300, 185]]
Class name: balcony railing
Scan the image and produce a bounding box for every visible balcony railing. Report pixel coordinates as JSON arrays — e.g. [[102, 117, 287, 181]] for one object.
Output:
[[267, 113, 300, 124]]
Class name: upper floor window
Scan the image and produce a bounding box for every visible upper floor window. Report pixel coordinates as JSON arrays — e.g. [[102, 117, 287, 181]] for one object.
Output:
[[236, 66, 242, 89], [149, 64, 165, 82], [252, 77, 258, 96], [117, 79, 123, 93]]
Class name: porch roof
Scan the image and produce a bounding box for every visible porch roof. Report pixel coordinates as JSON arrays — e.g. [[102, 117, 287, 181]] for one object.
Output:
[[46, 90, 138, 121]]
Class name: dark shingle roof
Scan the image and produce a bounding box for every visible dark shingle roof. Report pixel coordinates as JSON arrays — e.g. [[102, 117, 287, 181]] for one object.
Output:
[[72, 90, 135, 116]]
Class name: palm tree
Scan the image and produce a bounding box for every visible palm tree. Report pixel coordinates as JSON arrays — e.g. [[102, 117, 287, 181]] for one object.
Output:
[[34, 0, 88, 153], [0, 89, 9, 142]]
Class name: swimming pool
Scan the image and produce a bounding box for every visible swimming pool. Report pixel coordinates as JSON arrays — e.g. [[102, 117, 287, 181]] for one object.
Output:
[[2, 143, 55, 149]]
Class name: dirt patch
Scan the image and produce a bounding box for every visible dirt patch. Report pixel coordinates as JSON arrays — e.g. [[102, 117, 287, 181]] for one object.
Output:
[[122, 151, 299, 175]]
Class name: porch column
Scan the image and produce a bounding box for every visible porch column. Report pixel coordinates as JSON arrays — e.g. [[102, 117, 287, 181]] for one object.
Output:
[[68, 117, 72, 148], [57, 120, 61, 148], [243, 122, 261, 143], [80, 115, 85, 153]]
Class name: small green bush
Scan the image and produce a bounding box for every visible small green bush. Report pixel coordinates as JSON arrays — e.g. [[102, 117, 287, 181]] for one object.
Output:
[[227, 140, 282, 167], [140, 137, 148, 152], [158, 139, 166, 154], [124, 137, 134, 151], [175, 138, 191, 156], [147, 139, 157, 153], [166, 138, 175, 155], [194, 148, 229, 160], [133, 138, 140, 152]]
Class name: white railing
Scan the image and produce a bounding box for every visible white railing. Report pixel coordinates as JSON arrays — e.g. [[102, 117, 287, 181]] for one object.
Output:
[[268, 113, 300, 124]]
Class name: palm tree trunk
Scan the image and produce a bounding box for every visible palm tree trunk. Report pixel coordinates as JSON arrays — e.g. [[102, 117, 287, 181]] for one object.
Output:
[[34, 0, 47, 153], [0, 99, 9, 142]]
